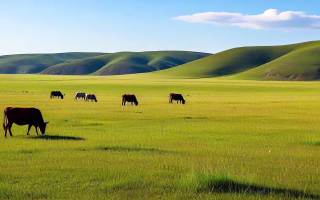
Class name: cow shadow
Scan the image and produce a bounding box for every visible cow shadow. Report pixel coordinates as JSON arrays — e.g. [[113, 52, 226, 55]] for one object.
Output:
[[29, 135, 85, 141], [80, 145, 176, 154]]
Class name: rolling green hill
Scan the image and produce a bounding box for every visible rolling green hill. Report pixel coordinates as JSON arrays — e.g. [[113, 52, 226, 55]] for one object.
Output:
[[0, 53, 106, 74], [154, 41, 320, 80], [3, 40, 320, 80], [40, 51, 210, 75]]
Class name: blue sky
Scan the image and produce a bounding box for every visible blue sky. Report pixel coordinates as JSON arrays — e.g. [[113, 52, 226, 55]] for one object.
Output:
[[0, 0, 319, 55]]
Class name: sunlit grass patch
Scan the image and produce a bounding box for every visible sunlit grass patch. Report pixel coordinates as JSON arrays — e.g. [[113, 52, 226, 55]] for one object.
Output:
[[0, 183, 49, 200], [17, 148, 40, 154]]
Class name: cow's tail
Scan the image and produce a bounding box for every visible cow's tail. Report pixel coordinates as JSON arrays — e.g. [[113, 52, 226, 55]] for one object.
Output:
[[3, 109, 7, 130]]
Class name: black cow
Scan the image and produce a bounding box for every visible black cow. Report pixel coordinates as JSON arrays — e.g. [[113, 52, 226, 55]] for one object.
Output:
[[3, 107, 49, 137], [122, 94, 138, 106], [169, 93, 185, 104], [85, 94, 98, 102], [50, 91, 64, 99], [75, 92, 86, 100]]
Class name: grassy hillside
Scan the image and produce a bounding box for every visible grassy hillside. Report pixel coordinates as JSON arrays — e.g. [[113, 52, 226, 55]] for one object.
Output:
[[3, 41, 320, 80], [0, 53, 106, 74], [40, 51, 209, 75], [154, 41, 320, 80], [0, 74, 320, 199], [234, 41, 320, 80]]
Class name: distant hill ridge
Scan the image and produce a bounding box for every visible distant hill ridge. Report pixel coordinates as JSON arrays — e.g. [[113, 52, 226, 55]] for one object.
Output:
[[0, 52, 106, 74], [2, 40, 320, 80], [0, 51, 209, 75], [40, 51, 210, 75], [154, 40, 320, 81]]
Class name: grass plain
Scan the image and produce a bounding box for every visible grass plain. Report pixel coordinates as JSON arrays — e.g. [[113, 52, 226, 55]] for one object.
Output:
[[0, 74, 319, 199]]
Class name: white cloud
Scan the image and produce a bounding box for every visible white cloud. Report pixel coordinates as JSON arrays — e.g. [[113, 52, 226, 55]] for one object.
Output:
[[173, 9, 320, 30]]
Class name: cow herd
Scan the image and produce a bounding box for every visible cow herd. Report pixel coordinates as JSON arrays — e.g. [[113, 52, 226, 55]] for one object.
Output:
[[74, 92, 98, 102], [3, 91, 186, 137], [56, 91, 186, 105]]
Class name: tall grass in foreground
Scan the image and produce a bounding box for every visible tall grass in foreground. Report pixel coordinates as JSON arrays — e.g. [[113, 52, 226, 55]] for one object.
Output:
[[182, 173, 319, 198]]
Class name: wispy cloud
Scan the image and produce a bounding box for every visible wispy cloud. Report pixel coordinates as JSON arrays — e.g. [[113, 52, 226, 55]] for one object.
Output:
[[173, 9, 320, 30]]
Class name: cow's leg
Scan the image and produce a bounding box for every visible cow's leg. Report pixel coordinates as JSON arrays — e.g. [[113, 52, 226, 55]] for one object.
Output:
[[131, 102, 133, 105], [8, 123, 13, 137], [4, 123, 7, 137], [35, 126, 39, 135], [27, 124, 32, 135]]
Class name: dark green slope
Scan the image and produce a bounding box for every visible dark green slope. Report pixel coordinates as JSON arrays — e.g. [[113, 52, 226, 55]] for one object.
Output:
[[40, 51, 209, 75], [0, 52, 106, 74], [154, 41, 320, 80]]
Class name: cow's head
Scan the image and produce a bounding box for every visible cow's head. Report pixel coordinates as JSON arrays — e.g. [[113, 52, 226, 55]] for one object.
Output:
[[61, 95, 64, 99], [95, 99, 98, 102], [39, 121, 49, 134], [135, 101, 139, 106], [182, 100, 186, 104]]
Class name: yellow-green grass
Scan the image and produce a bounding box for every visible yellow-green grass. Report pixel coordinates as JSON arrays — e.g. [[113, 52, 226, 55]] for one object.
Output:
[[0, 74, 320, 199]]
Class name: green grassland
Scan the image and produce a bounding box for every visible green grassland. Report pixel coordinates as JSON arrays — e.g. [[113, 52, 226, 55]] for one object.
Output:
[[40, 51, 209, 75], [0, 74, 319, 199], [155, 40, 320, 80], [0, 53, 106, 74]]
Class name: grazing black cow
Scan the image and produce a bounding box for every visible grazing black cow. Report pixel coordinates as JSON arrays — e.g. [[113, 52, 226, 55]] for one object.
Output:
[[122, 94, 138, 106], [169, 93, 185, 104], [75, 92, 86, 100], [50, 91, 64, 99], [85, 94, 97, 102], [3, 107, 49, 137]]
